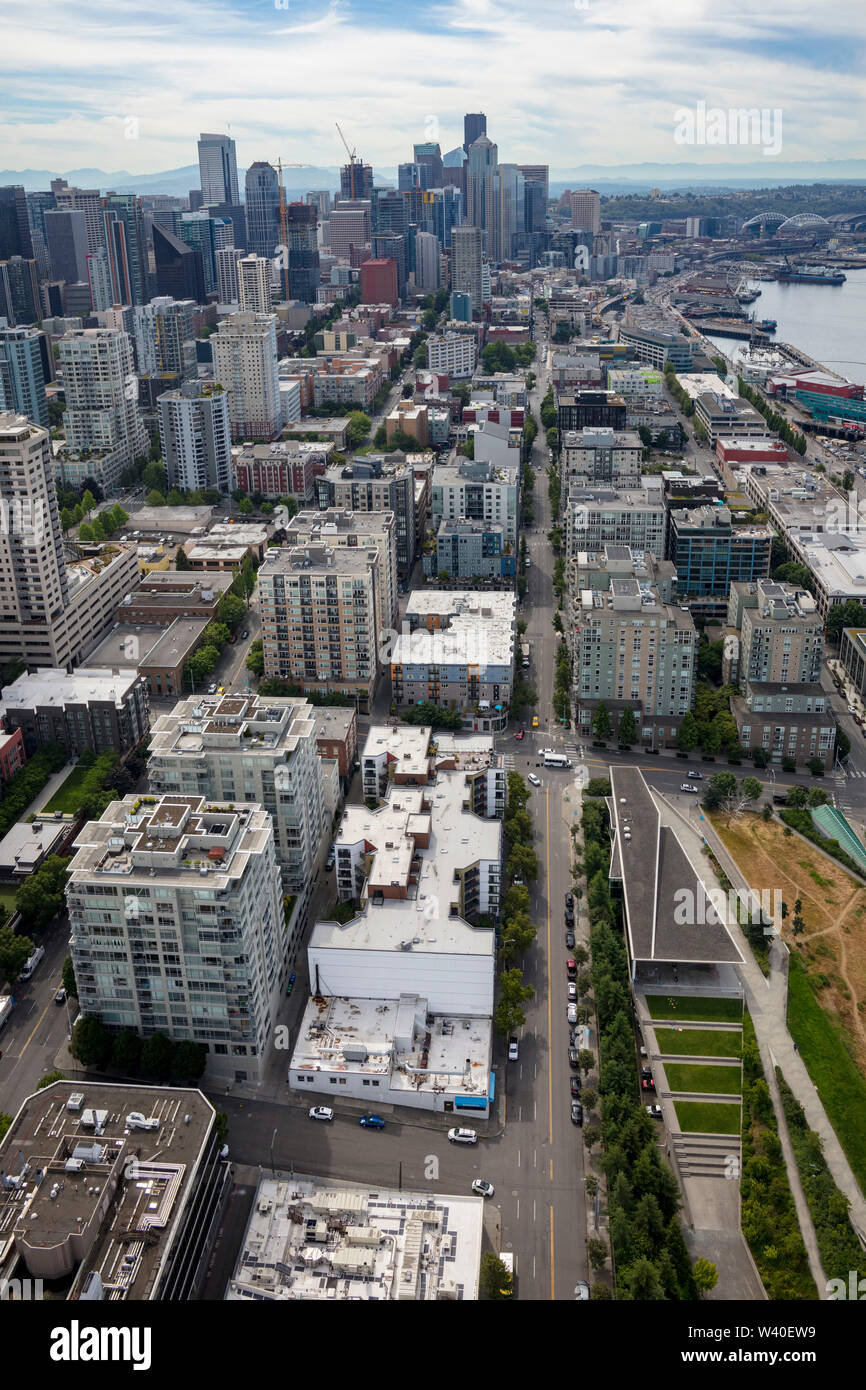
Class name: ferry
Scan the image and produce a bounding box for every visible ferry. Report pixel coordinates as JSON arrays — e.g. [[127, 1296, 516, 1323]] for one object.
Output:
[[776, 264, 846, 285]]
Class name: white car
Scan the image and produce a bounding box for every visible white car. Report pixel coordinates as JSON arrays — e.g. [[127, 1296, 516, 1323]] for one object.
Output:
[[508, 1037, 519, 1062], [528, 773, 541, 787], [472, 1179, 495, 1198], [680, 783, 698, 793], [309, 1106, 334, 1122], [574, 1281, 590, 1301], [567, 982, 577, 1001], [567, 1002, 578, 1025], [448, 1127, 477, 1145]]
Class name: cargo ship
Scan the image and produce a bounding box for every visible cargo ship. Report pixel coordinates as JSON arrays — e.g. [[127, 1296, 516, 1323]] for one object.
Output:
[[777, 264, 846, 285]]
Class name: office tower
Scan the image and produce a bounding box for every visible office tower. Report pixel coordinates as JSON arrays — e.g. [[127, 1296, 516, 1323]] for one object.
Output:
[[53, 184, 104, 254], [238, 254, 273, 313], [443, 145, 468, 202], [101, 193, 149, 304], [414, 142, 444, 189], [153, 222, 206, 303], [360, 257, 398, 307], [66, 792, 285, 1085], [215, 246, 245, 303], [450, 225, 483, 314], [570, 188, 601, 235], [340, 161, 374, 201], [245, 161, 280, 260], [0, 257, 41, 325], [0, 321, 49, 426], [149, 694, 326, 913], [0, 186, 33, 259], [329, 204, 371, 260], [496, 164, 525, 262], [188, 188, 204, 211], [371, 233, 405, 298], [414, 231, 440, 292], [197, 132, 239, 205], [86, 247, 114, 312], [258, 544, 380, 699], [211, 311, 281, 441], [372, 189, 407, 237], [157, 380, 232, 492], [132, 296, 197, 378], [306, 190, 331, 218], [463, 113, 487, 155], [420, 185, 462, 249], [25, 190, 56, 239], [201, 200, 246, 252], [0, 414, 69, 650], [180, 211, 230, 296], [43, 208, 89, 284], [59, 327, 148, 474], [466, 136, 498, 253], [285, 203, 320, 303], [398, 163, 423, 192]]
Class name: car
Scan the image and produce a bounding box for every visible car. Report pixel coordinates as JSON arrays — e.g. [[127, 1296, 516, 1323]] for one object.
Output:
[[532, 716, 539, 728], [565, 892, 574, 909], [567, 1003, 578, 1025], [574, 1280, 590, 1300], [472, 1179, 495, 1198], [570, 1076, 581, 1098], [646, 1104, 663, 1120], [566, 957, 576, 978], [565, 930, 575, 949], [217, 685, 225, 696], [207, 683, 218, 694], [568, 1047, 579, 1070], [570, 1101, 583, 1126], [687, 770, 704, 779], [447, 1127, 477, 1145], [309, 1107, 334, 1122], [640, 1066, 653, 1081], [359, 1114, 386, 1129], [567, 982, 577, 1001], [508, 1036, 519, 1062], [641, 1077, 656, 1092], [325, 847, 335, 870], [680, 783, 698, 793], [527, 773, 541, 787], [54, 986, 67, 1006], [241, 630, 249, 639], [514, 729, 525, 740]]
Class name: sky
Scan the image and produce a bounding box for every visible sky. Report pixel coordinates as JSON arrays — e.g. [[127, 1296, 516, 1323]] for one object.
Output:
[[1, 0, 865, 175]]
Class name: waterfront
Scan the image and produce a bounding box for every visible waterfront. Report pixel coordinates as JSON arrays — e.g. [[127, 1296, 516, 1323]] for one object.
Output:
[[707, 266, 866, 385]]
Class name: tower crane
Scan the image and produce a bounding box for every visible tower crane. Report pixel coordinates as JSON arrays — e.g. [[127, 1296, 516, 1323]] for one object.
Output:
[[335, 123, 359, 199]]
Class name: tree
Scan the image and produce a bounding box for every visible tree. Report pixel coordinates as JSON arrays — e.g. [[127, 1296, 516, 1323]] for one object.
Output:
[[618, 706, 637, 746], [246, 639, 264, 678], [346, 411, 372, 448], [238, 496, 254, 515], [170, 1040, 207, 1081], [36, 1070, 66, 1090], [806, 756, 825, 776], [77, 521, 96, 542], [145, 489, 165, 507], [578, 1048, 595, 1076], [741, 777, 763, 802], [692, 1257, 719, 1293], [676, 712, 699, 752], [0, 924, 34, 983], [702, 771, 741, 814], [752, 747, 769, 769], [72, 1014, 112, 1068], [175, 545, 191, 570], [111, 1029, 143, 1076], [591, 702, 611, 741], [141, 1031, 174, 1081], [507, 842, 539, 882], [495, 967, 535, 1035], [15, 854, 71, 930], [479, 1251, 512, 1300], [587, 1238, 608, 1271], [142, 461, 166, 492], [217, 593, 245, 630], [62, 955, 78, 999]]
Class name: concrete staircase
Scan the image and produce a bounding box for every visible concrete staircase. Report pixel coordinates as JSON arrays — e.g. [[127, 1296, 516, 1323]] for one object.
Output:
[[673, 1131, 741, 1179]]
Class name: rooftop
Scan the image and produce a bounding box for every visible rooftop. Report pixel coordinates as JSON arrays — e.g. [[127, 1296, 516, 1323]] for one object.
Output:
[[149, 693, 317, 760], [0, 667, 142, 712]]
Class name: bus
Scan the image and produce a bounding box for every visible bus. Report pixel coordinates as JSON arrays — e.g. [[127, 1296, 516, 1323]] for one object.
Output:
[[543, 751, 572, 769]]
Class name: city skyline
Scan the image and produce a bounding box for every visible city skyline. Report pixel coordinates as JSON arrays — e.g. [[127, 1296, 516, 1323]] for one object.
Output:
[[2, 0, 864, 175]]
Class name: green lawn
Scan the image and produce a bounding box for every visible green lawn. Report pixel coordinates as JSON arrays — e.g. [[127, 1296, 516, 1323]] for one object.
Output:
[[645, 994, 743, 1023], [655, 1027, 742, 1058], [42, 765, 91, 814], [787, 953, 866, 1194], [0, 885, 18, 924], [674, 1100, 742, 1135], [664, 1063, 742, 1095]]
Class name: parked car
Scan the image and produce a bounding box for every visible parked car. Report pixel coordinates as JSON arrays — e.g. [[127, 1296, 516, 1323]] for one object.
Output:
[[570, 1076, 581, 1098], [207, 683, 218, 695], [508, 1036, 519, 1062], [574, 1281, 590, 1300], [448, 1128, 477, 1145], [54, 986, 67, 1006], [567, 982, 577, 1001], [566, 957, 576, 978], [472, 1179, 495, 1198], [680, 783, 698, 793], [359, 1114, 386, 1129], [565, 910, 574, 927], [309, 1107, 334, 1122], [565, 892, 574, 909], [528, 773, 541, 787], [570, 1101, 583, 1127], [241, 629, 249, 639], [567, 1003, 578, 1024], [565, 930, 575, 949], [646, 1104, 663, 1120], [514, 729, 525, 741], [641, 1077, 656, 1092], [325, 847, 335, 870], [687, 770, 704, 779], [568, 1047, 579, 1070], [640, 1066, 653, 1082]]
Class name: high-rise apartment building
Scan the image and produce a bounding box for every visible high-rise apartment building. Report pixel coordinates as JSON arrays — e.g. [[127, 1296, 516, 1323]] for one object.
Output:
[[466, 137, 498, 253], [414, 231, 440, 291], [58, 327, 149, 487], [0, 186, 33, 260], [157, 381, 232, 493], [570, 188, 601, 236], [245, 162, 280, 260], [359, 256, 398, 307], [132, 296, 197, 378], [53, 183, 104, 254], [215, 245, 245, 304], [340, 161, 374, 201], [432, 456, 519, 546], [258, 544, 380, 702], [667, 505, 773, 604], [43, 208, 89, 285], [496, 164, 525, 263], [314, 458, 417, 576], [0, 321, 49, 426], [561, 427, 643, 488], [0, 257, 41, 324], [285, 203, 320, 303], [285, 508, 398, 635], [237, 254, 273, 313], [197, 132, 239, 206], [86, 246, 114, 312], [730, 578, 823, 685], [211, 311, 281, 441], [450, 225, 483, 313], [66, 793, 286, 1085]]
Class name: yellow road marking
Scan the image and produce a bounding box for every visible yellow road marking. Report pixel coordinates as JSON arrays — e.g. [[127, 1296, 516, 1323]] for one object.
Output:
[[18, 997, 53, 1058]]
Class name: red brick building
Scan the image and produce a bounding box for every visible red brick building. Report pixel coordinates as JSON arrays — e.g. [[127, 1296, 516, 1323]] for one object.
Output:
[[0, 728, 26, 782], [360, 258, 398, 308]]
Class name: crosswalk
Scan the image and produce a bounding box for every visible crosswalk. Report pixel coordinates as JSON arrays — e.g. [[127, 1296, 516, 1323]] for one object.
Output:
[[842, 768, 866, 778], [502, 754, 516, 770]]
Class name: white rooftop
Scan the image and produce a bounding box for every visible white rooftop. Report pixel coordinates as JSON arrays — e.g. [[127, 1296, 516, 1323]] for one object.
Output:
[[362, 724, 431, 772], [405, 589, 516, 624], [0, 667, 142, 711]]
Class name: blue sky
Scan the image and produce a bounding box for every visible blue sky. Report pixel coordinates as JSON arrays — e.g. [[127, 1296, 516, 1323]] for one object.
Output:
[[1, 0, 864, 174]]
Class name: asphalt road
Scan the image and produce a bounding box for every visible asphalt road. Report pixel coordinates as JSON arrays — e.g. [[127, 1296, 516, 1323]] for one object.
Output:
[[0, 911, 77, 1114]]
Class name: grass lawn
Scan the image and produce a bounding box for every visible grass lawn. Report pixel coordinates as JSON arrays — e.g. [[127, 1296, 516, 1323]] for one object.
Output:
[[655, 1027, 742, 1058], [42, 765, 91, 814], [0, 884, 18, 923], [645, 994, 743, 1023], [664, 1063, 742, 1095], [787, 952, 866, 1194], [674, 1100, 741, 1135]]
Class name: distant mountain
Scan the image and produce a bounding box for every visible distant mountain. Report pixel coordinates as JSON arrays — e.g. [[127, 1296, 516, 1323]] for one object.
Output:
[[549, 158, 866, 196], [0, 164, 396, 198]]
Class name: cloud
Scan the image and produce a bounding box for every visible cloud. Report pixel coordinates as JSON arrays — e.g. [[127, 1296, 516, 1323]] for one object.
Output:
[[0, 0, 863, 173]]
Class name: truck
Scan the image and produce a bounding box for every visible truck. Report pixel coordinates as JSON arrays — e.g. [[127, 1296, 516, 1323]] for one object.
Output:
[[0, 995, 14, 1032], [498, 1250, 515, 1296], [520, 642, 531, 669]]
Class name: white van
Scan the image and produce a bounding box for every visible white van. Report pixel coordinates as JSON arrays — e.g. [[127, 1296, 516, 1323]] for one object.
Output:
[[19, 945, 45, 980], [543, 751, 572, 768]]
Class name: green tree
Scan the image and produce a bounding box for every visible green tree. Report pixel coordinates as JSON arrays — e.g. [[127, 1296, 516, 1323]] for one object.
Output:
[[591, 702, 611, 741], [507, 842, 539, 882], [175, 545, 191, 570], [62, 955, 78, 999], [36, 1070, 66, 1090], [495, 967, 535, 1034], [170, 1040, 207, 1081], [578, 1049, 595, 1076], [618, 706, 637, 746], [72, 1014, 112, 1068], [77, 521, 96, 542], [741, 776, 763, 802], [246, 639, 265, 678], [141, 1031, 174, 1081], [15, 854, 71, 930], [237, 496, 254, 515], [145, 489, 165, 507], [0, 924, 34, 983], [676, 712, 700, 752], [111, 1030, 143, 1076], [692, 1257, 719, 1293], [479, 1250, 512, 1300], [142, 461, 166, 492]]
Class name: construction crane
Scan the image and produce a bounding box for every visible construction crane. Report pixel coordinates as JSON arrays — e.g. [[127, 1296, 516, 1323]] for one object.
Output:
[[272, 158, 312, 299], [335, 122, 360, 200]]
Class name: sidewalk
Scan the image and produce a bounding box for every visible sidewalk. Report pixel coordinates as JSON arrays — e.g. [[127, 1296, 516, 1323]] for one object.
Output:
[[659, 792, 866, 1259]]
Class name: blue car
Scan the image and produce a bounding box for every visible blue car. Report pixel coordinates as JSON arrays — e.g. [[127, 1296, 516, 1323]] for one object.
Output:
[[359, 1114, 386, 1129]]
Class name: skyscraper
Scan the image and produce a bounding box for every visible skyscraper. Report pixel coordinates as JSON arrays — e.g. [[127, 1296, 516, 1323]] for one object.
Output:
[[157, 380, 232, 492], [101, 193, 150, 304], [245, 162, 281, 260], [211, 311, 281, 440], [0, 257, 41, 325], [59, 327, 148, 480], [180, 211, 231, 296], [414, 231, 440, 292], [53, 184, 104, 254], [0, 322, 49, 427], [86, 247, 114, 312], [463, 113, 487, 155], [43, 208, 90, 285], [197, 132, 239, 205], [215, 246, 245, 304], [132, 297, 197, 378], [153, 223, 206, 303], [238, 254, 273, 313], [285, 203, 320, 304], [496, 164, 525, 263], [465, 136, 498, 254], [0, 413, 68, 644], [339, 161, 374, 201], [450, 225, 483, 315], [570, 188, 601, 236], [0, 187, 33, 260], [413, 142, 444, 188]]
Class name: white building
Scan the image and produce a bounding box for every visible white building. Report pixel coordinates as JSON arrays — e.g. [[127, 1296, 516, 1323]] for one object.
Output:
[[211, 311, 281, 441], [57, 327, 149, 489], [215, 246, 245, 306], [237, 254, 273, 314], [157, 381, 232, 493], [285, 508, 398, 634], [562, 427, 643, 488], [426, 332, 476, 379], [415, 231, 441, 292], [132, 297, 197, 379], [66, 793, 286, 1085]]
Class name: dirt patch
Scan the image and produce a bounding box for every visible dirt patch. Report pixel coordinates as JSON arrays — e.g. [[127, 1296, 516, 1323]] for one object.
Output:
[[710, 810, 866, 1078]]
